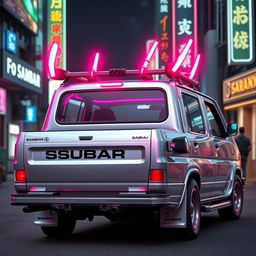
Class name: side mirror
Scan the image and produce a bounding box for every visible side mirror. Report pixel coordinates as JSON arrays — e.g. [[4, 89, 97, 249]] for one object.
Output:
[[227, 123, 238, 136], [167, 136, 189, 154]]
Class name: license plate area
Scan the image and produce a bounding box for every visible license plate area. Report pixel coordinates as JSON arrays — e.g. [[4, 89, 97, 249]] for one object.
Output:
[[29, 147, 144, 162]]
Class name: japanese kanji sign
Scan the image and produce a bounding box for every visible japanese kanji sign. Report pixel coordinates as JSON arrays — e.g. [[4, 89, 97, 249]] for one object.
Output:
[[156, 0, 171, 68], [172, 0, 198, 73], [227, 0, 254, 64], [48, 0, 66, 69]]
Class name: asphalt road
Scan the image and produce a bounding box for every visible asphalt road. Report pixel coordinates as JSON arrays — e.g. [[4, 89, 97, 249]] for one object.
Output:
[[0, 176, 256, 256]]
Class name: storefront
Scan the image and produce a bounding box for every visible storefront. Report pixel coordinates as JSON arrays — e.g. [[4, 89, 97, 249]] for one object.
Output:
[[223, 68, 256, 180], [0, 0, 43, 174]]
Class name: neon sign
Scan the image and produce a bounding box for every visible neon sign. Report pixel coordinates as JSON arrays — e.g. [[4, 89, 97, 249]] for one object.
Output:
[[48, 0, 66, 70], [172, 0, 198, 73], [227, 0, 254, 64], [156, 0, 171, 68]]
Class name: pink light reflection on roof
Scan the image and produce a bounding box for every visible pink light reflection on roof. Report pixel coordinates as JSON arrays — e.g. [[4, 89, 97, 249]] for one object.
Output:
[[93, 98, 164, 104], [172, 39, 193, 72]]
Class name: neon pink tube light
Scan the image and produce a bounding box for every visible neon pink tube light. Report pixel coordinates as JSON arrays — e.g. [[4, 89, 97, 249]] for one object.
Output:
[[172, 39, 193, 72], [189, 54, 201, 79], [141, 41, 158, 74], [93, 98, 164, 104], [90, 52, 100, 78], [48, 42, 58, 78]]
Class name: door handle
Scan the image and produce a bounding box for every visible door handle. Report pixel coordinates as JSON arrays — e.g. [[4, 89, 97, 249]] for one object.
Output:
[[194, 141, 199, 148], [79, 136, 93, 141], [215, 143, 220, 150]]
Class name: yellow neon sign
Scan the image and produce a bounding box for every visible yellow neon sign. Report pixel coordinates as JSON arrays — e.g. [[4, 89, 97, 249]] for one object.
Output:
[[223, 68, 256, 103]]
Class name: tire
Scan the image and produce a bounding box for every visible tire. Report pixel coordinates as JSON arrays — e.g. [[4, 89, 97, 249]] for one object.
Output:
[[183, 179, 201, 240], [41, 212, 76, 237], [218, 175, 243, 220]]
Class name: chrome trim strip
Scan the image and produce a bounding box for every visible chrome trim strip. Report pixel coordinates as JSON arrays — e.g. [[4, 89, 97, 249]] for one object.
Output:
[[201, 201, 232, 212], [11, 195, 179, 206], [200, 195, 228, 203], [201, 181, 228, 185], [149, 183, 184, 186]]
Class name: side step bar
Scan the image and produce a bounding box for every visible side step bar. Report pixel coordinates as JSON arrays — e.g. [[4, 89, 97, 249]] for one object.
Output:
[[201, 201, 232, 212]]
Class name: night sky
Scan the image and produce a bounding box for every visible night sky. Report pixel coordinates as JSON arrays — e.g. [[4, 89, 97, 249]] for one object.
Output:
[[67, 0, 155, 71]]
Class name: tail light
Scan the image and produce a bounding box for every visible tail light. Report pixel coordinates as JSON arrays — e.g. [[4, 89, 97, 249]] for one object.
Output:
[[149, 169, 165, 182], [14, 170, 26, 182]]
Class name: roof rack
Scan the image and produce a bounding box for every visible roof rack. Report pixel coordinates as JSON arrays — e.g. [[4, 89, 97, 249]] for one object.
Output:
[[48, 40, 200, 90], [53, 66, 199, 89]]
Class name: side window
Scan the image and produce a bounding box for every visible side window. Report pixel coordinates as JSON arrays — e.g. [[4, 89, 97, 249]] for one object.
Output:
[[182, 93, 205, 134], [204, 101, 226, 138]]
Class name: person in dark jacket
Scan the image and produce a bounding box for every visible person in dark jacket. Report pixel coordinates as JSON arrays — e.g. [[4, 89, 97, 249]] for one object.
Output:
[[235, 127, 251, 178]]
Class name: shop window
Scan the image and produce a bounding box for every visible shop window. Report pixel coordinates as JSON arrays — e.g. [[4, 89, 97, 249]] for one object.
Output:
[[0, 116, 4, 147]]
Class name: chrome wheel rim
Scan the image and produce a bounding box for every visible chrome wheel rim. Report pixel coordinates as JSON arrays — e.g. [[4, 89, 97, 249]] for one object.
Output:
[[190, 188, 200, 231], [233, 181, 242, 214]]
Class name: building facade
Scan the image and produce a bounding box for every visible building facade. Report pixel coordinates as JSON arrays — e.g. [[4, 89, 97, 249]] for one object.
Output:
[[0, 0, 43, 175]]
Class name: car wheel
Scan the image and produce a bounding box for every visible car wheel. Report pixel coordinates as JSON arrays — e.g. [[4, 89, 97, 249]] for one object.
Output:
[[218, 175, 243, 220], [41, 212, 76, 237], [183, 179, 201, 240]]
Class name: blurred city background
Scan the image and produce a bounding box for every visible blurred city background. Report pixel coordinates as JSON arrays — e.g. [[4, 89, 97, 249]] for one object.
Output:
[[0, 0, 256, 181]]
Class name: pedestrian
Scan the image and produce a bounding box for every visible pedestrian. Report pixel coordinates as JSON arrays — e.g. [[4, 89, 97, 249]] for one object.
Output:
[[235, 127, 251, 178]]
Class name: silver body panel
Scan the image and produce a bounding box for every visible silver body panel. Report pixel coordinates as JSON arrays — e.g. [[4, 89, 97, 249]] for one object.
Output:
[[12, 81, 241, 228]]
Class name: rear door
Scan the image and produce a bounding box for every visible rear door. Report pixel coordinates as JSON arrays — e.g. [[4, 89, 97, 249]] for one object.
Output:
[[24, 130, 151, 193], [180, 91, 215, 199], [203, 99, 233, 197]]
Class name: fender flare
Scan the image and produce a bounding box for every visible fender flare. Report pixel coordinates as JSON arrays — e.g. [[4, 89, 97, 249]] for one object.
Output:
[[176, 168, 201, 208]]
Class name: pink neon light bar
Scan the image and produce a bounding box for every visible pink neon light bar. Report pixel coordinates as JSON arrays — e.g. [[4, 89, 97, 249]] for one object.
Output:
[[93, 98, 164, 104], [100, 82, 123, 87], [48, 43, 58, 78], [90, 52, 100, 78], [141, 41, 158, 74], [189, 54, 201, 79], [172, 39, 193, 72]]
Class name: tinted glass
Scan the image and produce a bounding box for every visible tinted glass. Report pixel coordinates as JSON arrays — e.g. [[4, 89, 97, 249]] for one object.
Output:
[[56, 89, 168, 124], [205, 101, 226, 137], [182, 93, 205, 134]]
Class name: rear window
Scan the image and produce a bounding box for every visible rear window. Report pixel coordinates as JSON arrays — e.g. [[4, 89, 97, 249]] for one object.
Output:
[[56, 89, 168, 124]]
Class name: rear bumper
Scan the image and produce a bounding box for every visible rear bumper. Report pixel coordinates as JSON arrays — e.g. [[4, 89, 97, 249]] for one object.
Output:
[[11, 192, 180, 207]]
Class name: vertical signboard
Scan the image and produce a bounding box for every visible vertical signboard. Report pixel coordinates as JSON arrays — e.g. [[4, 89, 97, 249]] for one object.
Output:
[[156, 0, 171, 68], [5, 30, 17, 54], [227, 0, 254, 64], [24, 106, 37, 123], [48, 0, 66, 69], [48, 0, 66, 104], [172, 0, 198, 73]]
